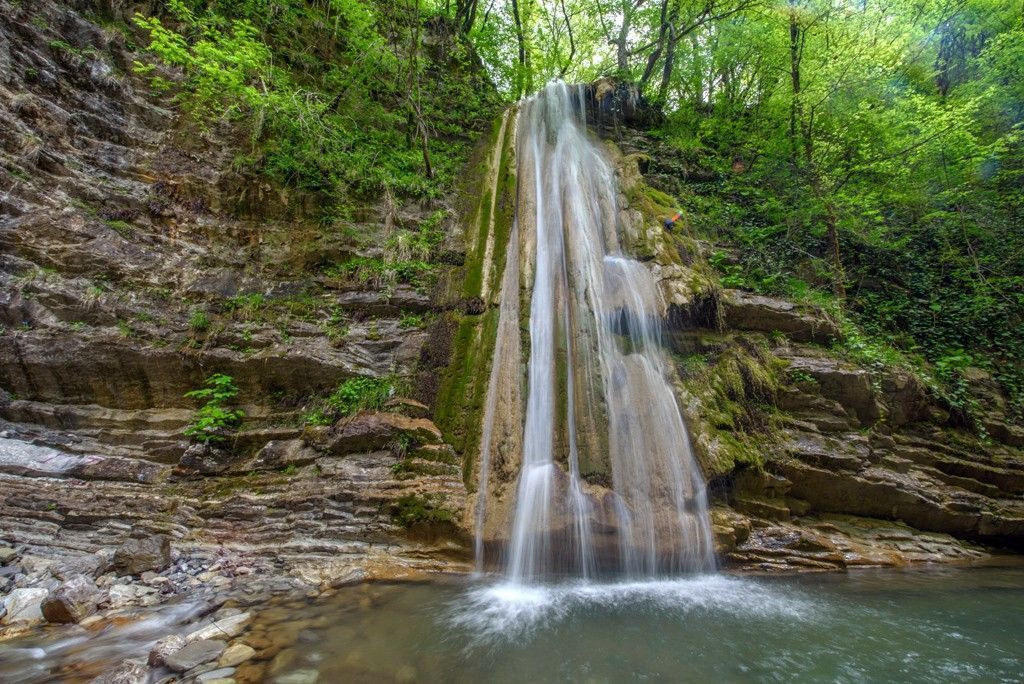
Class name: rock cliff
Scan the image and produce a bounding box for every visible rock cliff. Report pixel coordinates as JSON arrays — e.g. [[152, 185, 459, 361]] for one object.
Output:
[[0, 0, 481, 634]]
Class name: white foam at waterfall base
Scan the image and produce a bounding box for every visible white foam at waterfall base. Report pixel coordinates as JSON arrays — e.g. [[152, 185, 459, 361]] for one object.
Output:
[[447, 576, 814, 646]]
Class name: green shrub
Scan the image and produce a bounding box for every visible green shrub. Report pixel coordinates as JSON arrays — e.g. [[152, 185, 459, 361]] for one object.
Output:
[[390, 494, 454, 527], [327, 376, 394, 416], [223, 293, 267, 321], [302, 375, 396, 425], [188, 309, 210, 332], [183, 373, 244, 444]]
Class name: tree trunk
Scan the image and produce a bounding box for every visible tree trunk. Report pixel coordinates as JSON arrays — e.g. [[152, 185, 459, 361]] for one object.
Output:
[[788, 5, 802, 168], [511, 0, 530, 96], [615, 0, 632, 75], [639, 0, 670, 88]]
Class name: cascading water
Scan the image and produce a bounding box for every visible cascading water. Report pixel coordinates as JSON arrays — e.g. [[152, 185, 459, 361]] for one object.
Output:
[[475, 81, 715, 584]]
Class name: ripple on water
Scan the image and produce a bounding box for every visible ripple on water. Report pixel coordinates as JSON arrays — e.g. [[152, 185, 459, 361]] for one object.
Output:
[[447, 575, 814, 646]]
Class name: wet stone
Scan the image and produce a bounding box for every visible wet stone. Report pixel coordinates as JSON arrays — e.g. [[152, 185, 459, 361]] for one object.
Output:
[[164, 638, 227, 673]]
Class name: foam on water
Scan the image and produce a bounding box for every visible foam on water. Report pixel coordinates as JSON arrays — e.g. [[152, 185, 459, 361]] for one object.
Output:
[[448, 576, 813, 645]]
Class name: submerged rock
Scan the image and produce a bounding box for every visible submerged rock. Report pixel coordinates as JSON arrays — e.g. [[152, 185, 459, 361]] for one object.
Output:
[[186, 612, 251, 642], [218, 642, 256, 667]]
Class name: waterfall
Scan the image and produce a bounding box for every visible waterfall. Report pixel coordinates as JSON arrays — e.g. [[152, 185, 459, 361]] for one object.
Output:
[[476, 81, 715, 583]]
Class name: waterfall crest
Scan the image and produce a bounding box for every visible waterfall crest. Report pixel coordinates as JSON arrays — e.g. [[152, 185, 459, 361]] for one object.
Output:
[[476, 81, 715, 583]]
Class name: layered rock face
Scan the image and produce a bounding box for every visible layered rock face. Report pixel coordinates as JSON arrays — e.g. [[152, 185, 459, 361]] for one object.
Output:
[[0, 0, 476, 627], [441, 81, 1023, 575], [595, 103, 1024, 571]]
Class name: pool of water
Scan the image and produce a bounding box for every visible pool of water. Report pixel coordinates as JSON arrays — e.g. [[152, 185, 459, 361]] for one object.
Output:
[[267, 566, 1024, 683], [2, 565, 1022, 683]]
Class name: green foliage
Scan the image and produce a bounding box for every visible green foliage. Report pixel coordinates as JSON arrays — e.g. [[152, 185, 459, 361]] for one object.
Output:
[[188, 308, 210, 332], [786, 368, 817, 385], [132, 0, 501, 208], [223, 292, 267, 320], [390, 493, 454, 527], [328, 376, 394, 416], [399, 312, 425, 329], [325, 256, 436, 292], [303, 375, 396, 425], [183, 373, 244, 443]]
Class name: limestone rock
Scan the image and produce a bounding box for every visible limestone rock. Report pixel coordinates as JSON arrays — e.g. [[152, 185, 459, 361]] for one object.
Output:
[[383, 397, 430, 418], [325, 412, 443, 455], [186, 612, 251, 642], [0, 438, 166, 483], [112, 534, 171, 575], [251, 440, 318, 471], [2, 587, 48, 624], [177, 443, 234, 475], [2, 589, 47, 626], [42, 574, 100, 623], [164, 639, 227, 673], [782, 353, 881, 425], [722, 290, 838, 343]]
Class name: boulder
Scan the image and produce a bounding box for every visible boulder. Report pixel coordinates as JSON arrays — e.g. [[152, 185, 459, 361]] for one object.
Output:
[[42, 574, 100, 623], [164, 639, 227, 673], [325, 412, 442, 455], [149, 634, 186, 667], [112, 534, 171, 575], [2, 587, 48, 624]]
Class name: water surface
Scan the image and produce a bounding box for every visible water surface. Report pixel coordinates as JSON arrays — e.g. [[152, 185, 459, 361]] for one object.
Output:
[[272, 565, 1024, 683], [2, 565, 1021, 683]]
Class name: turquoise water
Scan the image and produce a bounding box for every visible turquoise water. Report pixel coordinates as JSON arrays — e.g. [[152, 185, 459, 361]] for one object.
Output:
[[2, 565, 1022, 682], [274, 566, 1024, 683]]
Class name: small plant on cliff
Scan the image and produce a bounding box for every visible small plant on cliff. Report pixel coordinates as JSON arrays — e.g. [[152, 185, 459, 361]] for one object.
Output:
[[302, 375, 396, 426], [183, 373, 244, 444], [188, 309, 210, 333], [328, 376, 394, 417], [390, 494, 454, 527]]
